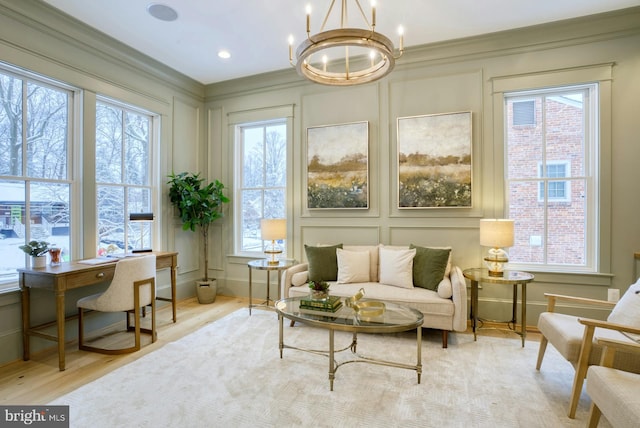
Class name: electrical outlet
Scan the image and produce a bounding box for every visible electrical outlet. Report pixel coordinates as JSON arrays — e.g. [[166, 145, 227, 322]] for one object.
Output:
[[607, 288, 620, 302]]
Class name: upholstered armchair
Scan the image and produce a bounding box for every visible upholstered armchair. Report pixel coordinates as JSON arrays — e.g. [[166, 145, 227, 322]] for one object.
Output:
[[586, 338, 640, 427], [535, 279, 640, 418], [77, 254, 157, 354]]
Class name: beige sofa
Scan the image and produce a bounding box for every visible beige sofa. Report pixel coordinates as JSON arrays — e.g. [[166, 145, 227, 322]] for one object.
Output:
[[280, 244, 467, 348]]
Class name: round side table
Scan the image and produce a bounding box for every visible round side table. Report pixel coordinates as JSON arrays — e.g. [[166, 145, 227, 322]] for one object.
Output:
[[463, 268, 534, 347], [247, 259, 294, 315]]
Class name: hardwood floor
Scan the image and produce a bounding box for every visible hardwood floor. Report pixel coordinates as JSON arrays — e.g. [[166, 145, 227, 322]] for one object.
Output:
[[0, 295, 247, 405], [0, 295, 541, 405]]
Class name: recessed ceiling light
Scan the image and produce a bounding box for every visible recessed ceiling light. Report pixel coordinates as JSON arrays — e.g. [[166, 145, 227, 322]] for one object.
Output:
[[218, 50, 231, 59], [147, 3, 178, 22]]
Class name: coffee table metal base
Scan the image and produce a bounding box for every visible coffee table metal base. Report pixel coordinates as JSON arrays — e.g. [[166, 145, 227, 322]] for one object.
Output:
[[278, 314, 422, 391]]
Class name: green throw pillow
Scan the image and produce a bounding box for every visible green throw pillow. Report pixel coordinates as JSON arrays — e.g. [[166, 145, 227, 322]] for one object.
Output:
[[305, 244, 343, 282], [410, 244, 451, 291]]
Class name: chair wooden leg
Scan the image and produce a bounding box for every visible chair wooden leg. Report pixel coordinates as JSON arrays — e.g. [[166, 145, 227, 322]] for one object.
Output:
[[587, 402, 601, 428], [150, 281, 157, 342], [132, 278, 144, 352], [568, 325, 595, 419], [441, 330, 448, 348], [80, 277, 156, 355], [536, 336, 548, 370], [133, 317, 141, 351], [78, 307, 85, 348]]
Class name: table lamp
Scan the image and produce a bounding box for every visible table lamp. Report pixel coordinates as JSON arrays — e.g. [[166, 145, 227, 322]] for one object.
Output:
[[129, 212, 154, 253], [480, 219, 514, 276], [260, 218, 286, 265]]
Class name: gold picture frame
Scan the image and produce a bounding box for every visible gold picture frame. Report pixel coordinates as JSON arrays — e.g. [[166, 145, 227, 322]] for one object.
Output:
[[307, 121, 369, 209], [397, 111, 472, 208]]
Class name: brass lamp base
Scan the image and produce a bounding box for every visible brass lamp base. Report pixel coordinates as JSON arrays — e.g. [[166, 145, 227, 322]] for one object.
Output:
[[484, 256, 508, 277], [264, 247, 282, 265]]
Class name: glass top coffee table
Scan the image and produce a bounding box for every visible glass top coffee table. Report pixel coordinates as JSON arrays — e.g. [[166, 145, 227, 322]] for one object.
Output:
[[275, 296, 424, 391]]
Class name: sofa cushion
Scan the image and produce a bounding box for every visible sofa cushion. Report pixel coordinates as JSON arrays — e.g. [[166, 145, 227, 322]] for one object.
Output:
[[437, 277, 453, 299], [378, 246, 416, 289], [343, 245, 380, 282], [291, 271, 309, 286], [288, 282, 455, 328], [607, 278, 640, 342], [305, 243, 343, 282], [337, 248, 370, 283], [587, 365, 640, 428], [538, 312, 640, 371], [410, 244, 451, 291]]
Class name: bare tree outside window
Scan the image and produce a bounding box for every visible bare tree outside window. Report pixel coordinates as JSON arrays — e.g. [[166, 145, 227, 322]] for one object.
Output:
[[0, 69, 72, 288], [237, 121, 287, 254], [96, 100, 154, 255]]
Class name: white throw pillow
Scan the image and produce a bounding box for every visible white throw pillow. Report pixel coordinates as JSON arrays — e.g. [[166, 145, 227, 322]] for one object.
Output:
[[291, 271, 309, 287], [437, 277, 453, 299], [607, 278, 640, 342], [378, 247, 416, 289], [343, 245, 380, 282], [337, 249, 370, 284]]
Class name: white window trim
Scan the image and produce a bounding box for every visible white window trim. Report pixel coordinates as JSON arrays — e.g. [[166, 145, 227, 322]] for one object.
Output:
[[227, 105, 294, 259], [491, 63, 612, 275], [0, 64, 80, 292], [95, 96, 160, 256]]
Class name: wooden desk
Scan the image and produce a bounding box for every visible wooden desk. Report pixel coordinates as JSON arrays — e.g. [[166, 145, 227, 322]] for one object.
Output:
[[18, 251, 178, 371]]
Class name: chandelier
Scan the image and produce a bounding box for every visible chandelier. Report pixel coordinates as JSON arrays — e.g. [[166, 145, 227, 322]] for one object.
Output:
[[288, 1, 404, 86]]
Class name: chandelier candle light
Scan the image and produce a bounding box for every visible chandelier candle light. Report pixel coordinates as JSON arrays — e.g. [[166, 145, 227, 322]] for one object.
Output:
[[261, 218, 286, 265], [288, 0, 404, 86], [479, 219, 515, 277]]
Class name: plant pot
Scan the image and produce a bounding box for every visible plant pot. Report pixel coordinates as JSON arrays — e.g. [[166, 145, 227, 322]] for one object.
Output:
[[31, 255, 46, 269], [196, 279, 217, 304], [310, 290, 329, 300]]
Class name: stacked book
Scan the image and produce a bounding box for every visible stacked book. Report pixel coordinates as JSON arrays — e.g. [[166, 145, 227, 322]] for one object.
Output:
[[299, 295, 343, 313]]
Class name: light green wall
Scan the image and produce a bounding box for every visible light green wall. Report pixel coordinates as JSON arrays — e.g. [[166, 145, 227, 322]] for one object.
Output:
[[0, 0, 206, 366], [206, 8, 640, 331], [0, 0, 639, 368]]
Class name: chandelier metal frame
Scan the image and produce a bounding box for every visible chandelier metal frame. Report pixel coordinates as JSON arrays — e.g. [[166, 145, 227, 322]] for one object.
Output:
[[288, 1, 404, 86]]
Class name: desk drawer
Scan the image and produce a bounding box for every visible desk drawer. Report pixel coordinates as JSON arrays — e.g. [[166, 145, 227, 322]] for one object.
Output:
[[66, 268, 115, 288], [155, 255, 174, 270]]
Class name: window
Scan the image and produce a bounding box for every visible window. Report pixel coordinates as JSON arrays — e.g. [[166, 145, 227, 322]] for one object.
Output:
[[235, 120, 287, 255], [538, 161, 570, 202], [513, 100, 535, 126], [505, 84, 597, 271], [96, 99, 156, 256], [0, 67, 74, 290]]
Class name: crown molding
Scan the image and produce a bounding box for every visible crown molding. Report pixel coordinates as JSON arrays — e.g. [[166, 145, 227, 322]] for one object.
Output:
[[0, 0, 204, 101], [205, 6, 640, 101]]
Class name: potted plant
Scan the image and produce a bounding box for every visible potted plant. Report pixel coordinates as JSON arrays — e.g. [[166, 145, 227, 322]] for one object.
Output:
[[167, 172, 230, 304], [19, 240, 50, 268], [308, 280, 330, 300]]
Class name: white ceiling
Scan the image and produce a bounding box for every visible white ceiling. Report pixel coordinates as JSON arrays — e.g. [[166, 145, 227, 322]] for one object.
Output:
[[41, 0, 640, 85]]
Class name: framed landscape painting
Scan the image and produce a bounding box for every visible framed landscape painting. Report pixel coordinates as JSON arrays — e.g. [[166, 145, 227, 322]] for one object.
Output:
[[307, 121, 369, 209], [397, 111, 472, 208]]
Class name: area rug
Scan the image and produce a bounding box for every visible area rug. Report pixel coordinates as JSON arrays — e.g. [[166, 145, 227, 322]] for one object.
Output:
[[50, 309, 608, 427]]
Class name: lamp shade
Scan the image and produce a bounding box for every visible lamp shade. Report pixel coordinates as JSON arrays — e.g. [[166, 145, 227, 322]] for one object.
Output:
[[260, 219, 286, 241], [479, 219, 514, 248]]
